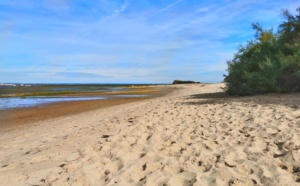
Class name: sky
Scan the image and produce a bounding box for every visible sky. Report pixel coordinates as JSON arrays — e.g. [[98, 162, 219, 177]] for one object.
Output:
[[0, 0, 298, 84]]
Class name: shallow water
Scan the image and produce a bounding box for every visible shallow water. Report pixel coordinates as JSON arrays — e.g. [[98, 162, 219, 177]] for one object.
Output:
[[0, 84, 155, 110], [0, 83, 144, 95], [0, 95, 149, 110], [0, 96, 106, 110]]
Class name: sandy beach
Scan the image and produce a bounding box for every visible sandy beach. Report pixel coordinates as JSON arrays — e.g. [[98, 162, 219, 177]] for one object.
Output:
[[0, 83, 299, 185]]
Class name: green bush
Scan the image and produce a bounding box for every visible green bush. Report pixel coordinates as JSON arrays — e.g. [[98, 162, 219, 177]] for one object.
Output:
[[224, 7, 300, 95]]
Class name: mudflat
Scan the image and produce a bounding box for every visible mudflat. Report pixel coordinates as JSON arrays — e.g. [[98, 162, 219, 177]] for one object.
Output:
[[0, 85, 170, 130]]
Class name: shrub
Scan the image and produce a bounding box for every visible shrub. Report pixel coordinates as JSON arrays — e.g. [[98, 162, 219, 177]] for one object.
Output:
[[224, 7, 300, 95]]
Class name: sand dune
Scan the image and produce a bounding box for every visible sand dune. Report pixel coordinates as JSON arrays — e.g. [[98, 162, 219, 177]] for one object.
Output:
[[0, 84, 299, 186]]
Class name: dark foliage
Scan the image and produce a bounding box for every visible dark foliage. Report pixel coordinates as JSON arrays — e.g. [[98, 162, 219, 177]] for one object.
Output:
[[224, 7, 300, 95], [172, 80, 201, 84]]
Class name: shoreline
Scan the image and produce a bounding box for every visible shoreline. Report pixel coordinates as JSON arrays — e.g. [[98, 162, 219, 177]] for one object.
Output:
[[0, 98, 147, 131], [1, 83, 299, 185], [0, 85, 174, 130]]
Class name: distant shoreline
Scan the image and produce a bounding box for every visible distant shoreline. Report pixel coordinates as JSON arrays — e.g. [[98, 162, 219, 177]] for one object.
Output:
[[0, 84, 170, 109], [0, 85, 173, 130]]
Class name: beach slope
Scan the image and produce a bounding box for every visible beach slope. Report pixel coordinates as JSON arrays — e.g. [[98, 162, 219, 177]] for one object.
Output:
[[0, 83, 299, 185]]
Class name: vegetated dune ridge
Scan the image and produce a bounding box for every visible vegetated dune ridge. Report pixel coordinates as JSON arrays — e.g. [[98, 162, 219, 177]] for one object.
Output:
[[0, 83, 299, 186]]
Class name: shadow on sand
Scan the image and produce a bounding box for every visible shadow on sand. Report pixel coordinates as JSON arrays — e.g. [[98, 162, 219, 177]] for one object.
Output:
[[184, 91, 300, 109]]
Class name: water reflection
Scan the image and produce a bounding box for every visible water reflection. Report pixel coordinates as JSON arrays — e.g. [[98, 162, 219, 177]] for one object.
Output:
[[0, 94, 149, 110], [0, 97, 106, 110]]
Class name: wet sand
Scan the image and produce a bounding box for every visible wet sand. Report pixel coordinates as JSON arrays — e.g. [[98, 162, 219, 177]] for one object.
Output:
[[0, 86, 172, 130]]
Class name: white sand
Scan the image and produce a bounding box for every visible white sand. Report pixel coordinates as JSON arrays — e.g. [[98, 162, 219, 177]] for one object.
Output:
[[0, 83, 300, 186]]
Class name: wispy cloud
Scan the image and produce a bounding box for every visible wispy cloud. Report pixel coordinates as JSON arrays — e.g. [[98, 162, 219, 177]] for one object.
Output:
[[113, 2, 129, 16], [0, 0, 298, 83], [55, 72, 111, 78], [150, 0, 183, 17]]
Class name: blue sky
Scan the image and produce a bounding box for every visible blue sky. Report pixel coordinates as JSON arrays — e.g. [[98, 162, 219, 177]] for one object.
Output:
[[0, 0, 298, 83]]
